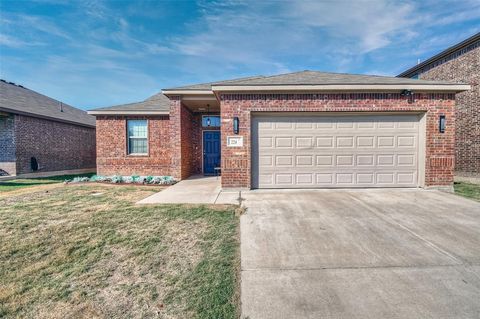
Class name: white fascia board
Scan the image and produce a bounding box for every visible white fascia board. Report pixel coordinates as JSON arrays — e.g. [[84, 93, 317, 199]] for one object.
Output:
[[182, 96, 218, 101], [87, 110, 170, 116], [211, 84, 471, 93], [162, 90, 214, 96]]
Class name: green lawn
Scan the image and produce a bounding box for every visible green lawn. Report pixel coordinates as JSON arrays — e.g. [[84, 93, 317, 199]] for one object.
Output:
[[0, 174, 94, 192], [454, 182, 480, 202], [0, 184, 240, 319]]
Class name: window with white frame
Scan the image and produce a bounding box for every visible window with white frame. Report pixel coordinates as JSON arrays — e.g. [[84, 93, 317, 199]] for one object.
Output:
[[202, 115, 221, 127], [127, 120, 148, 154]]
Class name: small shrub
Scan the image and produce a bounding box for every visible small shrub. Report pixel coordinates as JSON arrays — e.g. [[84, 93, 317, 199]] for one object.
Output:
[[66, 174, 176, 185], [90, 175, 107, 182], [111, 175, 123, 183]]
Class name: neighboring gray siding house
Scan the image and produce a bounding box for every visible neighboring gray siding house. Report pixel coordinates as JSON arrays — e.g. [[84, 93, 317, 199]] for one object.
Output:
[[398, 32, 480, 176], [0, 80, 96, 176]]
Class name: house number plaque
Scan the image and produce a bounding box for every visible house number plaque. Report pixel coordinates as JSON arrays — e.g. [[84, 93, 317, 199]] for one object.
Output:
[[227, 136, 243, 147]]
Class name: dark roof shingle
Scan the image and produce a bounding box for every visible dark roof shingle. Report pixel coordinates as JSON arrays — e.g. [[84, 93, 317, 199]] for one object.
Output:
[[163, 75, 265, 91], [0, 80, 95, 127], [90, 92, 170, 113], [213, 70, 460, 86], [163, 70, 462, 91]]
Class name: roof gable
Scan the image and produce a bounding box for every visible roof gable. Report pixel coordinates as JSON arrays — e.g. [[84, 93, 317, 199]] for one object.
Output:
[[88, 92, 170, 115]]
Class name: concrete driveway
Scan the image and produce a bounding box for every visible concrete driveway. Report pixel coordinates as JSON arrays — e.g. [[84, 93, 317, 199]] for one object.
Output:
[[241, 189, 480, 319]]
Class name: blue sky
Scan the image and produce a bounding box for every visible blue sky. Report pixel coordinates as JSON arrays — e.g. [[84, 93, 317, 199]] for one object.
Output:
[[1, 0, 479, 110]]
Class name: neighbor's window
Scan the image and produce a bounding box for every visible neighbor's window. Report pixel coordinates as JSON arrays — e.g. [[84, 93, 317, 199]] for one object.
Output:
[[202, 115, 221, 127], [127, 120, 148, 154]]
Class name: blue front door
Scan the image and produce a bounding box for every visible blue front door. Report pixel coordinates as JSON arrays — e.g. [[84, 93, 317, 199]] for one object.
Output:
[[203, 131, 221, 175]]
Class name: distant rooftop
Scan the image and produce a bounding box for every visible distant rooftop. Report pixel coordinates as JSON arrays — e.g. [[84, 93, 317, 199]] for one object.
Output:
[[398, 32, 480, 78], [0, 80, 95, 127]]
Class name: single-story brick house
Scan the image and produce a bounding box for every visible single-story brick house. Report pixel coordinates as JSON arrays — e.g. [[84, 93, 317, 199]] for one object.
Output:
[[88, 71, 469, 190], [0, 80, 96, 176], [398, 32, 480, 176]]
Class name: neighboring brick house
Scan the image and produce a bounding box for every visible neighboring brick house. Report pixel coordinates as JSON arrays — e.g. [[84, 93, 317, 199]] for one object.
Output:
[[89, 71, 469, 190], [0, 80, 96, 176], [398, 32, 480, 176]]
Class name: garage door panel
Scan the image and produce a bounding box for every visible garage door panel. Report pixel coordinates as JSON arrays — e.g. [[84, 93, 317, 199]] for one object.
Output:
[[356, 155, 375, 166], [397, 154, 416, 166], [357, 173, 375, 184], [275, 155, 294, 167], [276, 174, 294, 185], [377, 154, 395, 166], [398, 172, 416, 184], [336, 137, 355, 148], [296, 173, 314, 185], [357, 136, 375, 147], [397, 136, 416, 147], [296, 137, 314, 148], [296, 155, 314, 166], [317, 155, 334, 166], [316, 173, 334, 184], [317, 137, 334, 148], [336, 155, 354, 166], [377, 136, 395, 148], [253, 114, 420, 188]]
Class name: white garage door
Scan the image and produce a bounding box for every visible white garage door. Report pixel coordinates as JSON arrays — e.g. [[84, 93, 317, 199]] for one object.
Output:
[[252, 114, 421, 188]]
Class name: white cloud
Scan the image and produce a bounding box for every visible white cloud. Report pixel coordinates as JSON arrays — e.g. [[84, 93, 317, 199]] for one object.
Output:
[[287, 0, 415, 52], [18, 15, 72, 40], [171, 0, 418, 75], [0, 34, 44, 48], [172, 0, 480, 75]]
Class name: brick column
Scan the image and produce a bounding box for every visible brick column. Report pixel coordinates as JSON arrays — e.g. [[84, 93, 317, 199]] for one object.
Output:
[[169, 96, 196, 180], [220, 95, 250, 189], [424, 97, 456, 186], [169, 96, 182, 180]]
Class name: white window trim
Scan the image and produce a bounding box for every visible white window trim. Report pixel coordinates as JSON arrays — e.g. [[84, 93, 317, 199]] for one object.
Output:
[[127, 119, 149, 156]]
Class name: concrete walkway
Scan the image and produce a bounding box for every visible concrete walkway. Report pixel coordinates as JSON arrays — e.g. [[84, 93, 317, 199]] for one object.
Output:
[[241, 189, 480, 319], [136, 175, 240, 204]]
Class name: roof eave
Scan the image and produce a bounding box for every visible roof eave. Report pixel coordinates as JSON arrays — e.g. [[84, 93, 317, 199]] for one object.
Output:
[[0, 107, 96, 128], [161, 90, 215, 96], [211, 84, 471, 93]]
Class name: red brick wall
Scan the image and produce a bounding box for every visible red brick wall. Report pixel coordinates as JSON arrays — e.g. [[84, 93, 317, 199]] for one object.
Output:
[[180, 104, 195, 178], [220, 93, 456, 188], [14, 114, 96, 174], [418, 46, 480, 174], [169, 99, 202, 179], [96, 115, 171, 176], [95, 106, 208, 179]]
